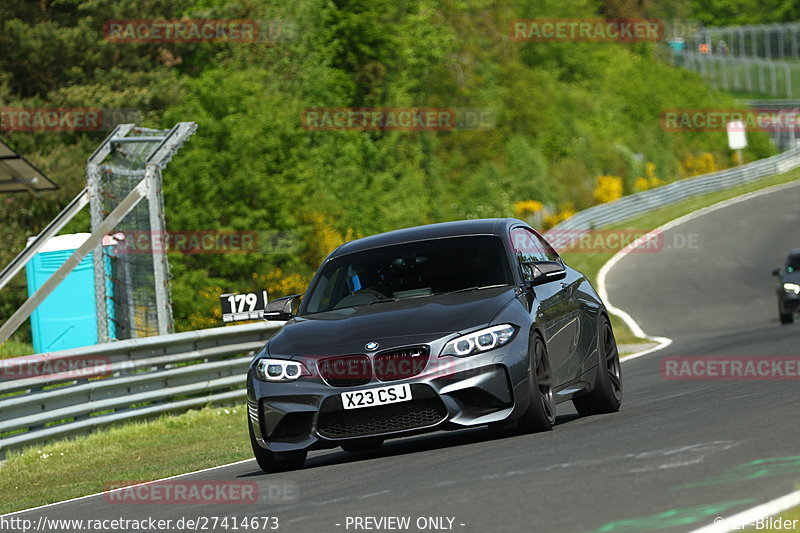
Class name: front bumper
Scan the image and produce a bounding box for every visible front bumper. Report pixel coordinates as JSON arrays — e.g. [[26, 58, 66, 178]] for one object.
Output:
[[247, 341, 530, 452]]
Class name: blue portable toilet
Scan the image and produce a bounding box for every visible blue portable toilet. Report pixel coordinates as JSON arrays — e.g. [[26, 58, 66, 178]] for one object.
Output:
[[25, 233, 116, 353], [667, 38, 686, 52]]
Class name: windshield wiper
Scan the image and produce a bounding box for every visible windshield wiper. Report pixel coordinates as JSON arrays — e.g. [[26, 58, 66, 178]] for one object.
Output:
[[436, 284, 509, 296], [363, 284, 509, 304], [367, 297, 399, 305]]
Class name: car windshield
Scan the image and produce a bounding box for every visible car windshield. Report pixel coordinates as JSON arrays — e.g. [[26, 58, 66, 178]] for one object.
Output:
[[301, 235, 514, 314], [787, 254, 800, 273]]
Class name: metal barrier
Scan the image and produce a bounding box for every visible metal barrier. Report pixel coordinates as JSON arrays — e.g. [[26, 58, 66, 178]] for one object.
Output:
[[673, 51, 800, 98], [682, 22, 800, 61], [0, 321, 281, 458], [546, 147, 800, 234]]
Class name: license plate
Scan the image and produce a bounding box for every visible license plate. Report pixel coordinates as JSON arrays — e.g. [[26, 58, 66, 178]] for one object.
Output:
[[341, 383, 412, 410]]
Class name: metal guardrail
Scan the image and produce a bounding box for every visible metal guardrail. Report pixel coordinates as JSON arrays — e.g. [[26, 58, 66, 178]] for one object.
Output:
[[546, 147, 800, 235], [0, 321, 281, 458]]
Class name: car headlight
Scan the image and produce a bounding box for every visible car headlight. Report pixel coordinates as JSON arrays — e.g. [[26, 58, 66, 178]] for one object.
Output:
[[784, 282, 800, 294], [255, 359, 310, 382], [440, 324, 517, 357]]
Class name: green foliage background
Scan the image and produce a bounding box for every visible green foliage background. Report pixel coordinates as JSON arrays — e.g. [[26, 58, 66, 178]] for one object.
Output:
[[0, 0, 787, 338]]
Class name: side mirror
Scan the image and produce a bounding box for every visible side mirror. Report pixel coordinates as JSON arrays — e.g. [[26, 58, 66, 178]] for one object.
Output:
[[524, 261, 567, 288], [263, 294, 302, 321], [772, 268, 781, 277]]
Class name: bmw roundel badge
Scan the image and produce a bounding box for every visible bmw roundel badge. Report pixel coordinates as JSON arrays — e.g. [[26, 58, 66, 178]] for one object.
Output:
[[365, 341, 380, 351]]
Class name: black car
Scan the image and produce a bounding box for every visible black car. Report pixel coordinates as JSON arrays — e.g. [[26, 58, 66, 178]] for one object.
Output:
[[772, 249, 800, 324], [246, 218, 622, 472]]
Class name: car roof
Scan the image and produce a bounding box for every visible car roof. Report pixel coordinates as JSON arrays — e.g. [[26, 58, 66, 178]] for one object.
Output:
[[790, 248, 800, 257], [331, 218, 527, 257]]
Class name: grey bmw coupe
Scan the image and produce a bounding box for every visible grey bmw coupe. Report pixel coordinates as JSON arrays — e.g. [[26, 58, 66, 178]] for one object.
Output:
[[246, 218, 622, 472]]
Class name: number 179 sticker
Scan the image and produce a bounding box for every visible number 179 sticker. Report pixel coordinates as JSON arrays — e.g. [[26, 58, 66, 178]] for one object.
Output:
[[220, 290, 268, 323]]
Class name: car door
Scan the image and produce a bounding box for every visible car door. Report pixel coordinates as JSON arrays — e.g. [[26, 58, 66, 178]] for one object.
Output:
[[510, 226, 580, 384]]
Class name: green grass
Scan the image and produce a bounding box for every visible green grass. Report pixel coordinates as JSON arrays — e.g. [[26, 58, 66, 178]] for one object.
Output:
[[762, 505, 800, 531], [0, 340, 33, 360], [0, 406, 251, 515], [561, 166, 800, 350]]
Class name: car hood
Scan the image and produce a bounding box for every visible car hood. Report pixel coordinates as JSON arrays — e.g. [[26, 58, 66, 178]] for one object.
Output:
[[783, 271, 800, 284], [266, 286, 517, 357]]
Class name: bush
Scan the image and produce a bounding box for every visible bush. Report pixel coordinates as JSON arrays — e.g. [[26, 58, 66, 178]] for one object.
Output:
[[593, 176, 624, 204]]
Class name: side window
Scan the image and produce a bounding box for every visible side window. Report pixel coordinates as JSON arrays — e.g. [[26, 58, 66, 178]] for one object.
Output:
[[532, 230, 561, 263], [510, 227, 561, 281], [787, 254, 800, 273], [511, 227, 547, 263], [307, 267, 347, 313]]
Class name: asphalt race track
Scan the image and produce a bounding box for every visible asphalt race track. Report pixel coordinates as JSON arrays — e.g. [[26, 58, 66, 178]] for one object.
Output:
[[8, 182, 800, 533]]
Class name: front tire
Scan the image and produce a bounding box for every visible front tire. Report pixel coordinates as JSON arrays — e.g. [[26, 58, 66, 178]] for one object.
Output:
[[248, 422, 307, 472], [779, 304, 794, 324], [573, 315, 622, 416], [517, 333, 555, 433]]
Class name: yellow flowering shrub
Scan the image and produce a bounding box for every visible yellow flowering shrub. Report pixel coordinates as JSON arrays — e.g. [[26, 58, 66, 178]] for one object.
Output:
[[513, 200, 544, 218], [592, 175, 624, 204], [681, 152, 718, 177], [252, 269, 310, 299], [302, 212, 356, 267], [634, 162, 662, 192], [186, 286, 225, 331], [543, 205, 576, 230]]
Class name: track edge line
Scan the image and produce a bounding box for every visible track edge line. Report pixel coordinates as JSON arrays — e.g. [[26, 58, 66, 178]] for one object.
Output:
[[601, 179, 800, 363], [687, 489, 800, 533]]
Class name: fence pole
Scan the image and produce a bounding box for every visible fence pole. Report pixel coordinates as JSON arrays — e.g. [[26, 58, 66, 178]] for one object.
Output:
[[765, 27, 771, 59]]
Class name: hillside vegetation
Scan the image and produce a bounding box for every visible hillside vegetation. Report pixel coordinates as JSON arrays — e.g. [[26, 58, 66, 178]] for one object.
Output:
[[0, 0, 782, 336]]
